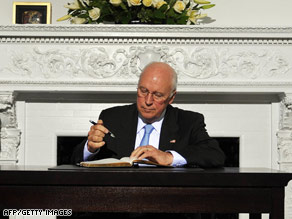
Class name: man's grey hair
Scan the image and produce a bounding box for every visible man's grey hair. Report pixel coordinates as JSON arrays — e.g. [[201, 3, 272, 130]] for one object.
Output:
[[171, 68, 178, 92], [139, 62, 177, 92]]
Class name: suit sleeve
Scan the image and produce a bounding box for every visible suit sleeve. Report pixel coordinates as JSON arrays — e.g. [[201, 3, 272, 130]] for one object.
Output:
[[70, 138, 87, 164], [70, 110, 107, 164], [179, 113, 225, 168]]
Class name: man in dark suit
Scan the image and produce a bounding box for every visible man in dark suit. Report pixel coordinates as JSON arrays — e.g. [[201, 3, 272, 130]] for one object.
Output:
[[71, 62, 225, 167]]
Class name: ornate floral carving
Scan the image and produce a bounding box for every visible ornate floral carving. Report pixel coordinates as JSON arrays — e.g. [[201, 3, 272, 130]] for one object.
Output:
[[278, 137, 292, 162], [0, 128, 21, 161], [0, 92, 21, 163], [278, 94, 292, 174], [281, 95, 292, 131], [218, 50, 291, 79], [0, 93, 17, 128], [1, 46, 290, 82]]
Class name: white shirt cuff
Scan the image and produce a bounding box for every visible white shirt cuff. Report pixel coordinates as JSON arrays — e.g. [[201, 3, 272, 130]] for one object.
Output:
[[83, 140, 99, 161], [167, 150, 187, 167]]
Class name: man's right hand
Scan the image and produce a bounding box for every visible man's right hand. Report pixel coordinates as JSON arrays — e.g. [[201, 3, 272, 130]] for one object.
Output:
[[87, 120, 109, 153]]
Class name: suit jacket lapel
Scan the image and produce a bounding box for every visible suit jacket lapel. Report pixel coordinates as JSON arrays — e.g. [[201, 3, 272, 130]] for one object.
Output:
[[120, 104, 138, 156], [159, 105, 179, 151], [119, 104, 179, 154]]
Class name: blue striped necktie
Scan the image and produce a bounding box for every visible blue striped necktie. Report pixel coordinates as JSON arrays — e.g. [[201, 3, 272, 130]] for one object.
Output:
[[139, 124, 154, 146]]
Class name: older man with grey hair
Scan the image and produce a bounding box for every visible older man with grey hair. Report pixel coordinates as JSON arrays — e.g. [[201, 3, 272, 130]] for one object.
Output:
[[71, 62, 225, 167]]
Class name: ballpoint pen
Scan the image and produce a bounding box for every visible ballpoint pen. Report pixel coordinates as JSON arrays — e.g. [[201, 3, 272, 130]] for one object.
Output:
[[89, 120, 116, 138]]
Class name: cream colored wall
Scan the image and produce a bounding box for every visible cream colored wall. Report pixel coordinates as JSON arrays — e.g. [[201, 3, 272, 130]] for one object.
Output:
[[1, 0, 292, 26]]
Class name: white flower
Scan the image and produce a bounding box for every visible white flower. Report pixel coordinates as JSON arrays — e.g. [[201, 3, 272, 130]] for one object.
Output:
[[64, 0, 80, 10], [151, 0, 159, 7], [143, 0, 152, 7], [89, 7, 101, 21], [173, 1, 186, 13], [187, 9, 207, 24], [80, 0, 90, 7], [187, 0, 195, 10], [127, 0, 142, 7], [110, 0, 122, 6], [183, 0, 190, 5], [156, 1, 167, 9], [70, 17, 87, 24]]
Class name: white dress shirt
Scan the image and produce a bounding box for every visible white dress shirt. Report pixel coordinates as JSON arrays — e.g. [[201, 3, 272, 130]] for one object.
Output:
[[135, 115, 187, 167]]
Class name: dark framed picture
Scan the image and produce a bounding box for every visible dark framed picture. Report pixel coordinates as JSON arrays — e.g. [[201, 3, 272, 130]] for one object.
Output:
[[13, 2, 51, 24]]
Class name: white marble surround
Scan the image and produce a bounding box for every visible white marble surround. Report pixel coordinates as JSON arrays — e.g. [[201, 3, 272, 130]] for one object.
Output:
[[0, 25, 292, 218]]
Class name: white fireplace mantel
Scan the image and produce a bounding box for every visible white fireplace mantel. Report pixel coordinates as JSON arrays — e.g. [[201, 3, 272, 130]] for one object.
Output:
[[0, 24, 292, 162], [0, 25, 292, 93], [0, 24, 292, 161], [1, 25, 292, 218]]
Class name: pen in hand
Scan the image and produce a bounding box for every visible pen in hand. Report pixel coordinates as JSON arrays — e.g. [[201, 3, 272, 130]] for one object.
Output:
[[89, 120, 116, 138]]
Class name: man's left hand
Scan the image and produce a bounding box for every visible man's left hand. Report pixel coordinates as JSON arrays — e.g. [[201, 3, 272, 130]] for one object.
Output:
[[130, 145, 173, 166]]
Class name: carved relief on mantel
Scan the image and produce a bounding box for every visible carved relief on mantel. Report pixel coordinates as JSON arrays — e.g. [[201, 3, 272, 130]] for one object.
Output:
[[278, 94, 292, 219], [0, 92, 21, 164], [0, 25, 292, 90], [278, 94, 292, 171], [0, 46, 291, 83]]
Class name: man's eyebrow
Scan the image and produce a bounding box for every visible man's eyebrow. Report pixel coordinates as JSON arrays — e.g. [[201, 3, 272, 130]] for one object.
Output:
[[139, 86, 165, 95], [153, 91, 163, 95]]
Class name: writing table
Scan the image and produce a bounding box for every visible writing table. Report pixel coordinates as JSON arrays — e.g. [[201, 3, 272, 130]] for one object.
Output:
[[0, 165, 291, 219]]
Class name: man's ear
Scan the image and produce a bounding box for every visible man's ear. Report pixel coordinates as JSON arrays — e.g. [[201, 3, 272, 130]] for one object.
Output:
[[168, 91, 176, 104]]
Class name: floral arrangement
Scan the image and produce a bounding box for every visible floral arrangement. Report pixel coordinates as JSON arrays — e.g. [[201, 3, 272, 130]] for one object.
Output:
[[57, 0, 215, 25]]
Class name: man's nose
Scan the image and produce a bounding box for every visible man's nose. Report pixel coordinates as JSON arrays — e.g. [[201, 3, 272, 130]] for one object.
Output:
[[145, 93, 154, 105]]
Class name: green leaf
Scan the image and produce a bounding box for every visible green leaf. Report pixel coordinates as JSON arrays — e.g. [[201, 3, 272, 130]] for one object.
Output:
[[166, 18, 175, 24], [166, 8, 176, 17], [159, 4, 168, 13], [168, 0, 177, 7], [193, 0, 210, 4], [71, 10, 82, 16], [177, 15, 188, 24], [77, 0, 85, 9], [78, 13, 89, 18], [200, 4, 215, 9], [154, 10, 166, 19], [120, 2, 128, 11], [120, 13, 132, 24]]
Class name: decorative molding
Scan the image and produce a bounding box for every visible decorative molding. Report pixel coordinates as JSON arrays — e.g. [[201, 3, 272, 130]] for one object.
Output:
[[0, 128, 21, 163], [278, 94, 292, 171], [1, 25, 292, 47], [281, 95, 292, 130], [1, 80, 292, 87], [0, 92, 16, 128], [278, 94, 292, 219], [0, 92, 21, 163], [1, 25, 292, 36], [1, 37, 292, 46], [1, 25, 292, 92], [0, 45, 291, 84]]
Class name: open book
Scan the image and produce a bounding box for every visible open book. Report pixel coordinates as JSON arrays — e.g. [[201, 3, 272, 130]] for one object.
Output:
[[79, 157, 171, 167]]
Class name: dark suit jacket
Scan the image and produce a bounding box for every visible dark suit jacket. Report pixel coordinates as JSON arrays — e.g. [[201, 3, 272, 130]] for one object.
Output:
[[71, 103, 225, 168]]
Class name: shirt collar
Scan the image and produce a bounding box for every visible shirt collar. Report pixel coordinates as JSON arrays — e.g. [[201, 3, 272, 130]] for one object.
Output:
[[137, 110, 166, 134]]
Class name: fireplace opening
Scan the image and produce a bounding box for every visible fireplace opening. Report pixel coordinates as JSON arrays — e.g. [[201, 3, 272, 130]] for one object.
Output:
[[57, 136, 85, 165], [57, 136, 240, 167], [57, 136, 240, 219]]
